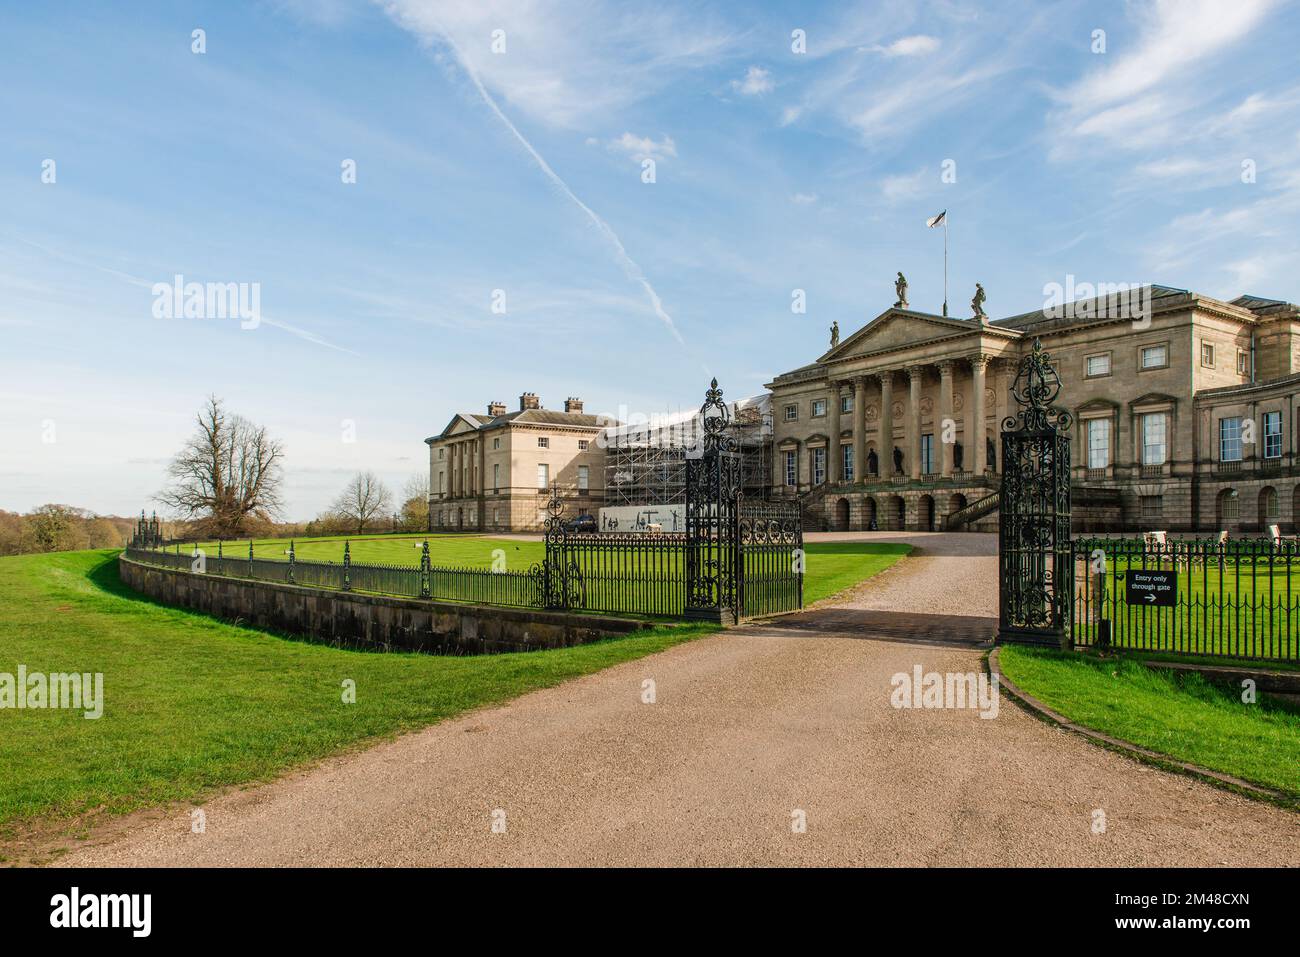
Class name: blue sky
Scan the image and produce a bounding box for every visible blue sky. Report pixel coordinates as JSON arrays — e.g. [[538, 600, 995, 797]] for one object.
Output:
[[3, 0, 1298, 519]]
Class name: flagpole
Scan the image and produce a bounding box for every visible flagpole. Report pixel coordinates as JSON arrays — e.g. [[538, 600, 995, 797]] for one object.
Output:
[[943, 215, 948, 318]]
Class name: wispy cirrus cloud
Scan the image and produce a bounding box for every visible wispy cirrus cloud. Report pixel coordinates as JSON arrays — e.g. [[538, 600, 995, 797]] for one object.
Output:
[[376, 0, 735, 128], [379, 7, 687, 347], [1049, 0, 1280, 149]]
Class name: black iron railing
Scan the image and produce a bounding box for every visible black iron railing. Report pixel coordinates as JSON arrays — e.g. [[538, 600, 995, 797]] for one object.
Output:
[[1071, 537, 1300, 662], [558, 532, 688, 616], [123, 543, 542, 609]]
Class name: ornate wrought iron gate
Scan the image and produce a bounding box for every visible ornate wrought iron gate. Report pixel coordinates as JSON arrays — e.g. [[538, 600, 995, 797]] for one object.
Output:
[[685, 379, 744, 623], [537, 378, 802, 622], [998, 339, 1073, 646], [737, 498, 803, 617]]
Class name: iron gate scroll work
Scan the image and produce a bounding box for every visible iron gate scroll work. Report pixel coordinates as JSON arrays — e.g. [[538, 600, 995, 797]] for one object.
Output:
[[685, 379, 744, 623], [998, 339, 1073, 646], [531, 378, 802, 622], [533, 487, 586, 610]]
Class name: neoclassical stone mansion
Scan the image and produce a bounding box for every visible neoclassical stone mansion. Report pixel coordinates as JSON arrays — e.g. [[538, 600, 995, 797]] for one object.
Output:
[[767, 283, 1300, 533]]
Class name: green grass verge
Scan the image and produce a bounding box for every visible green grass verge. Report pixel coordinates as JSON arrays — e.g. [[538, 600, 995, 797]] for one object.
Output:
[[0, 538, 906, 837], [998, 645, 1300, 796], [0, 549, 715, 832]]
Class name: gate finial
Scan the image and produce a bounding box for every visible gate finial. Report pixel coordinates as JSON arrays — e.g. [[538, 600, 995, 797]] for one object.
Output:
[[699, 378, 733, 452], [1005, 338, 1072, 433]]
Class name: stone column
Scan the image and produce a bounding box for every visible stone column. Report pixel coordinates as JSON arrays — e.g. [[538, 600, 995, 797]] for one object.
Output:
[[828, 381, 841, 483], [879, 372, 895, 475], [938, 360, 955, 477], [907, 366, 923, 480], [449, 443, 458, 498], [970, 355, 989, 474], [853, 377, 867, 483]]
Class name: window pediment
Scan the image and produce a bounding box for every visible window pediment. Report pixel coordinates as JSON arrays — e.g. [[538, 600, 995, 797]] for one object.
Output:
[[1130, 392, 1178, 411]]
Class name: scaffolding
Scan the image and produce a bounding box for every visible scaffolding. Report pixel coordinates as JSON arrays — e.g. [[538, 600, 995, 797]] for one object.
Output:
[[602, 394, 772, 507]]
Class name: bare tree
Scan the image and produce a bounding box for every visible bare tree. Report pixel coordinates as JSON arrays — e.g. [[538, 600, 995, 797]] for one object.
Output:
[[158, 396, 285, 539], [332, 471, 393, 534]]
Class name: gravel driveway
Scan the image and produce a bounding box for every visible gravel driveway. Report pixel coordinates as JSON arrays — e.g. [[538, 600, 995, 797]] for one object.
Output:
[[62, 532, 1300, 867]]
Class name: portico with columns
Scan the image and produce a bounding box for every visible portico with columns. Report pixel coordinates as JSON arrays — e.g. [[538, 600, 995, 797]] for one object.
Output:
[[767, 304, 1020, 531]]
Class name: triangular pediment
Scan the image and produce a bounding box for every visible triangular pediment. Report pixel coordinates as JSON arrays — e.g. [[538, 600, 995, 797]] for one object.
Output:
[[442, 414, 485, 437], [819, 308, 990, 362]]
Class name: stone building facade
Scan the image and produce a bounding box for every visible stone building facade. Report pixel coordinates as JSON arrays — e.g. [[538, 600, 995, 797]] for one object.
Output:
[[767, 285, 1300, 533], [426, 393, 608, 532]]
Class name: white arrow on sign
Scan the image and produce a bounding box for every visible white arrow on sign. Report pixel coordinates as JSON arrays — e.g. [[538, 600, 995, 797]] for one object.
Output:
[[1145, 593, 1156, 603]]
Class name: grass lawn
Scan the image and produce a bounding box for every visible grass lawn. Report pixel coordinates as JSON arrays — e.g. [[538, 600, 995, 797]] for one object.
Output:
[[0, 538, 906, 850], [1072, 551, 1300, 661], [0, 549, 716, 847], [196, 532, 531, 568], [183, 533, 911, 608], [800, 542, 911, 605], [998, 645, 1300, 797]]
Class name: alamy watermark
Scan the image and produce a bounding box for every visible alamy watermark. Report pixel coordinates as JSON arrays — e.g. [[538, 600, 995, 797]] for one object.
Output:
[[50, 887, 150, 937], [1042, 276, 1152, 329], [152, 274, 260, 329], [890, 666, 999, 719], [1, 665, 103, 719]]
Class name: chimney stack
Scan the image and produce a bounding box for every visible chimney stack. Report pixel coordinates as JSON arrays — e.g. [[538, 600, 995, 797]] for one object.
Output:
[[487, 400, 507, 417], [564, 396, 584, 413], [519, 391, 540, 411]]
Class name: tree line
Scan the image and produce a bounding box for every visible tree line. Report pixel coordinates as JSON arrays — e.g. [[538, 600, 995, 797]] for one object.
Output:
[[0, 505, 138, 556], [2, 397, 431, 556], [157, 396, 428, 538]]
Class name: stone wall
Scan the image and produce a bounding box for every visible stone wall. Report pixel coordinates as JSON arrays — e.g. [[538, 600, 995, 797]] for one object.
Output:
[[119, 555, 653, 655]]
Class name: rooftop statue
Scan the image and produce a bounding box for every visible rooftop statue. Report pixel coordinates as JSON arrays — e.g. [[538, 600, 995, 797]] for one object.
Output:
[[894, 272, 908, 309]]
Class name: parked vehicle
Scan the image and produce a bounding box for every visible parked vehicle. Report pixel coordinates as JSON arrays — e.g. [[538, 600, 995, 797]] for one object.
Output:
[[562, 514, 598, 534]]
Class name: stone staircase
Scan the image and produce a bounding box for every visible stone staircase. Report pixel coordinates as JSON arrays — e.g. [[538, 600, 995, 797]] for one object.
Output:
[[946, 490, 1000, 529], [796, 485, 830, 531]]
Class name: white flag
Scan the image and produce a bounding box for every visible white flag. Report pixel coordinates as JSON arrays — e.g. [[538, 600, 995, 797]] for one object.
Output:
[[926, 210, 946, 228]]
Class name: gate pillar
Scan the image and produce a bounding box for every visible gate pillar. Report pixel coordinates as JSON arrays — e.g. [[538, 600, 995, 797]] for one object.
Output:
[[998, 340, 1073, 646], [685, 379, 742, 624]]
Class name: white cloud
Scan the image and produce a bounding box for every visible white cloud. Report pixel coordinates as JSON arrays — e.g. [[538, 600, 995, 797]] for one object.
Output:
[[850, 64, 1003, 137], [731, 66, 773, 95], [380, 18, 687, 347], [1052, 0, 1280, 147], [879, 167, 929, 202], [779, 105, 802, 126], [1133, 156, 1220, 179], [607, 132, 678, 162], [376, 0, 734, 128], [868, 35, 940, 57], [790, 192, 819, 205]]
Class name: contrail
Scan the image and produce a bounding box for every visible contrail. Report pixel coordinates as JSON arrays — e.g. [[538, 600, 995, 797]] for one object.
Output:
[[11, 235, 358, 355], [432, 28, 687, 347]]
